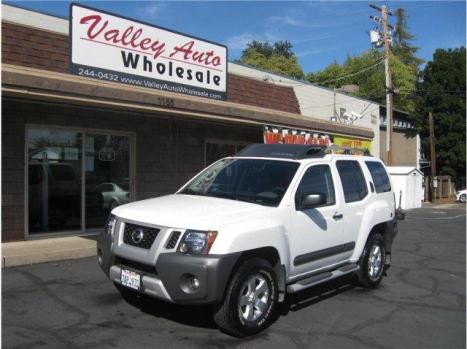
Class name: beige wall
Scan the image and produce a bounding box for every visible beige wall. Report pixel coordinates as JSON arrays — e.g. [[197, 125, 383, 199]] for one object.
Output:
[[380, 129, 418, 166]]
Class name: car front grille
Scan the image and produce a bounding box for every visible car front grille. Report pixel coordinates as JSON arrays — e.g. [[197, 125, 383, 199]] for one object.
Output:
[[165, 231, 181, 249], [123, 223, 160, 249], [115, 256, 157, 275]]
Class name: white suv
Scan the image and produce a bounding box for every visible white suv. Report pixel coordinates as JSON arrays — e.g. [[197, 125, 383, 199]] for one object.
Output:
[[97, 144, 398, 337]]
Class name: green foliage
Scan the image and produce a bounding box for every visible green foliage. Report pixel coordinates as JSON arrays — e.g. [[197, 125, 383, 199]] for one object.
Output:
[[240, 40, 304, 79], [305, 50, 417, 113], [305, 7, 421, 114], [415, 47, 466, 181], [393, 8, 424, 71]]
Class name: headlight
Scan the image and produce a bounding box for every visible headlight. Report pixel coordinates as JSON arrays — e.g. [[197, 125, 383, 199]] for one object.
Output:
[[178, 230, 218, 255], [105, 214, 116, 237]]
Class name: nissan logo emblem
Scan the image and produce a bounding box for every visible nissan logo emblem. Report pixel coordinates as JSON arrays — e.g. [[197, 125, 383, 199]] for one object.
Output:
[[131, 229, 145, 244]]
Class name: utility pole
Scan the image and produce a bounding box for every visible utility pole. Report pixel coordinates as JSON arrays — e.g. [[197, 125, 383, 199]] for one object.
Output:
[[370, 4, 394, 165], [429, 111, 437, 202]]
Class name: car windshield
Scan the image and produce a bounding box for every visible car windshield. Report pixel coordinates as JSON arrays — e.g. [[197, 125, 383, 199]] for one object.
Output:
[[179, 158, 300, 206]]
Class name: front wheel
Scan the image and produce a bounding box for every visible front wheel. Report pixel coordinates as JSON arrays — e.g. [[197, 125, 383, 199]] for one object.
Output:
[[357, 233, 386, 288], [213, 258, 278, 337], [460, 194, 466, 203]]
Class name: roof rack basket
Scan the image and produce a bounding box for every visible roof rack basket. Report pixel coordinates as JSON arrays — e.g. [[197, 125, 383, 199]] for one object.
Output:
[[324, 145, 371, 156], [235, 144, 372, 159]]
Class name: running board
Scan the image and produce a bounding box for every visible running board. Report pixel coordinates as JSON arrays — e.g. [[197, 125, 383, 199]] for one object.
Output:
[[287, 264, 360, 293]]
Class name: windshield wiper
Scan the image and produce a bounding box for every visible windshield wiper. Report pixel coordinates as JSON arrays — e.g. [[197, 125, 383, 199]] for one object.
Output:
[[206, 192, 236, 200], [180, 189, 206, 196]]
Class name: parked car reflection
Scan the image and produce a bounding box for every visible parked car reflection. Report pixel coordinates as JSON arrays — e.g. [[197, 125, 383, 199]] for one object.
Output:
[[96, 182, 130, 210]]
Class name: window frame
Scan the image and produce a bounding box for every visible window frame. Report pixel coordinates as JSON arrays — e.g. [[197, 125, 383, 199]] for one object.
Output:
[[293, 163, 337, 210], [335, 160, 369, 203]]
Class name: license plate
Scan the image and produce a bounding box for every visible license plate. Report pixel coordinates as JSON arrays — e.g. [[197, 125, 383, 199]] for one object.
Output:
[[121, 269, 141, 291]]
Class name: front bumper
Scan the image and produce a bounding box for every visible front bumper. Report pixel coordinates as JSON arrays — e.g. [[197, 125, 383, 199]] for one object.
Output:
[[97, 232, 240, 304]]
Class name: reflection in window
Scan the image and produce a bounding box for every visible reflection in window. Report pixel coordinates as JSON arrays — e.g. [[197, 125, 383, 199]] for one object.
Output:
[[28, 129, 82, 233], [205, 141, 249, 166], [27, 128, 131, 234], [85, 134, 130, 229], [295, 165, 336, 208], [336, 161, 368, 203]]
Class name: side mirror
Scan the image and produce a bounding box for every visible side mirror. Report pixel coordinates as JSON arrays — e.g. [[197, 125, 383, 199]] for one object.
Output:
[[299, 193, 325, 210]]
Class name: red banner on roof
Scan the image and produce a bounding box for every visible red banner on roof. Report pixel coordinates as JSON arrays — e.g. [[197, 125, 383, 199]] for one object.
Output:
[[263, 126, 331, 146]]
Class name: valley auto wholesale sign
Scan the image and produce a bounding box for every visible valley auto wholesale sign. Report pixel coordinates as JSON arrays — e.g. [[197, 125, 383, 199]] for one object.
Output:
[[70, 4, 227, 100]]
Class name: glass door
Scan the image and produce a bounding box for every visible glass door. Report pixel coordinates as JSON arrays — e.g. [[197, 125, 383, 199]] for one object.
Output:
[[85, 133, 130, 229], [27, 129, 82, 234], [27, 127, 132, 236]]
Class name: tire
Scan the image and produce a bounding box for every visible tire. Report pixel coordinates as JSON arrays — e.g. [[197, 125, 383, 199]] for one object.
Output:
[[460, 194, 466, 203], [357, 233, 386, 288], [213, 258, 278, 337]]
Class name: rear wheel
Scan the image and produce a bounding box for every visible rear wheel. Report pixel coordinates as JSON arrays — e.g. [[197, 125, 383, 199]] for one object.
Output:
[[213, 258, 278, 337], [357, 233, 385, 288]]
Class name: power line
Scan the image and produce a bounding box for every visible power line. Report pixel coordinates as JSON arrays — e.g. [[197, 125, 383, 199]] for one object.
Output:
[[312, 59, 385, 85], [300, 92, 386, 110]]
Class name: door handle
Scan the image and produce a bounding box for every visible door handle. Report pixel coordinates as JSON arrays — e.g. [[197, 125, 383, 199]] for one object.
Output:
[[333, 213, 343, 220]]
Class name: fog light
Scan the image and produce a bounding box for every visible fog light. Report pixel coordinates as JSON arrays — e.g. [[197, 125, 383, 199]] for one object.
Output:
[[180, 274, 200, 294], [190, 277, 200, 290]]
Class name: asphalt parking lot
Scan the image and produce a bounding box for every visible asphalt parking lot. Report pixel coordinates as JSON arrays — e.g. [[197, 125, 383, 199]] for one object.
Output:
[[2, 205, 466, 348]]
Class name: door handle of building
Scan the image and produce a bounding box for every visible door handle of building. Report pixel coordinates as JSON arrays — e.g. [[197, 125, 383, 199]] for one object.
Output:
[[333, 213, 343, 220]]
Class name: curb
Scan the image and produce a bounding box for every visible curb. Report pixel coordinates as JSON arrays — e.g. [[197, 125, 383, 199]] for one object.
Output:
[[2, 236, 98, 268], [2, 247, 97, 268]]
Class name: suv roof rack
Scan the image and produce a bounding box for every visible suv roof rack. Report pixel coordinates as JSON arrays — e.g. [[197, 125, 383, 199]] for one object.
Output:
[[235, 144, 371, 159]]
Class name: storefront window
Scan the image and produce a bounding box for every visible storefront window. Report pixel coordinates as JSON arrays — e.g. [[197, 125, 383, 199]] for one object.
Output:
[[85, 134, 130, 229], [205, 140, 248, 166], [27, 128, 131, 235], [28, 129, 82, 233]]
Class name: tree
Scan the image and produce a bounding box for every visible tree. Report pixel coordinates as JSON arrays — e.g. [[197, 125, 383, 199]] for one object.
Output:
[[414, 47, 466, 182], [239, 40, 304, 79], [305, 49, 417, 113], [305, 7, 422, 114], [393, 8, 424, 71]]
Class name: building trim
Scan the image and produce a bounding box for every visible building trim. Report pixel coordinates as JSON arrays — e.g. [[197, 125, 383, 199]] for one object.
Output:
[[2, 64, 374, 139], [2, 3, 68, 35]]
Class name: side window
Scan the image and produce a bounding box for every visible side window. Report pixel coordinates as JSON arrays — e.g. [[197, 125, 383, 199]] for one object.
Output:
[[365, 161, 391, 193], [295, 165, 336, 208], [336, 160, 368, 203]]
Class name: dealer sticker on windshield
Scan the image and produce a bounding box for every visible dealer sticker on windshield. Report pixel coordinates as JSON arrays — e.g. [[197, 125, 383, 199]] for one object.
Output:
[[121, 269, 141, 291]]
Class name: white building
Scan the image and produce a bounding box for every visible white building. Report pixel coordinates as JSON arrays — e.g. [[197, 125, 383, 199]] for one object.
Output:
[[228, 62, 381, 157]]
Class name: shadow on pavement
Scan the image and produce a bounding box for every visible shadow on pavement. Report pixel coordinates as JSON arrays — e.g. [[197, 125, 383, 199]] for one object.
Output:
[[118, 274, 359, 330], [122, 291, 217, 329], [280, 274, 357, 315]]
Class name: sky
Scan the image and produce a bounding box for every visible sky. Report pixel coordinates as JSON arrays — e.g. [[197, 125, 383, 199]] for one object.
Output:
[[5, 0, 466, 73]]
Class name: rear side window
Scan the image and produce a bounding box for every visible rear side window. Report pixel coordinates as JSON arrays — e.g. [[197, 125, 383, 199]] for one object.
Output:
[[336, 160, 368, 203], [365, 161, 391, 193]]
